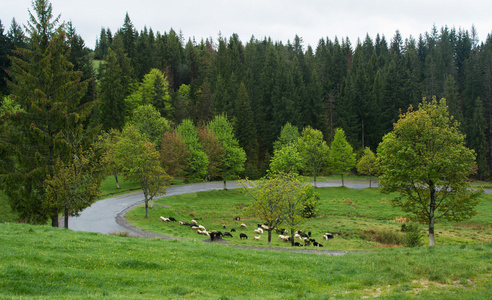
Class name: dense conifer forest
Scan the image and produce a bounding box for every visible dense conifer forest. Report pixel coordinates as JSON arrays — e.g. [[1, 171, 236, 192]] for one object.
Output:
[[1, 13, 492, 179]]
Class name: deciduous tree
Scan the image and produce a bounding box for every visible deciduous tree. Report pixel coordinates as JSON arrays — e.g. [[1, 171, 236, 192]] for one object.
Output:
[[208, 115, 246, 189], [377, 97, 482, 246], [297, 126, 329, 187], [329, 128, 356, 186], [356, 147, 380, 187], [115, 125, 172, 218]]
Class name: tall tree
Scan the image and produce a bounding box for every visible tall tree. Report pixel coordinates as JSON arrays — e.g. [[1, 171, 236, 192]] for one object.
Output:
[[208, 115, 246, 189], [329, 128, 356, 187], [176, 119, 209, 182], [356, 147, 380, 187], [297, 126, 329, 187], [2, 0, 92, 226], [130, 104, 170, 147], [160, 130, 190, 178], [377, 97, 482, 246], [97, 48, 127, 131], [115, 125, 172, 218]]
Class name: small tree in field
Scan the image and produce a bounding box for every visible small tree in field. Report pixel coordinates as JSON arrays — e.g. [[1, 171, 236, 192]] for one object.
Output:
[[116, 125, 172, 218], [329, 128, 356, 187], [356, 147, 380, 187], [297, 126, 329, 187], [377, 97, 483, 246]]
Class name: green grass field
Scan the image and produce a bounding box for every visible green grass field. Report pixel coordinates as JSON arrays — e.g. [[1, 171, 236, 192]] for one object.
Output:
[[125, 187, 492, 251], [1, 222, 491, 299]]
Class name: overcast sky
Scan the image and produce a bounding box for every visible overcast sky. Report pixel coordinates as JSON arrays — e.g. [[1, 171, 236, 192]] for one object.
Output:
[[2, 0, 492, 50]]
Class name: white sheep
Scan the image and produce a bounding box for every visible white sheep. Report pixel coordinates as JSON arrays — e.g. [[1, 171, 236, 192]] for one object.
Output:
[[253, 236, 261, 240], [240, 223, 247, 228], [261, 225, 269, 231], [294, 233, 302, 240], [160, 216, 170, 222], [198, 225, 206, 231], [254, 228, 263, 234], [278, 235, 290, 242], [191, 226, 200, 230], [191, 220, 198, 226]]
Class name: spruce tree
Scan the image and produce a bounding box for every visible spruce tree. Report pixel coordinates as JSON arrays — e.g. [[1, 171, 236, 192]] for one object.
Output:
[[2, 0, 91, 226]]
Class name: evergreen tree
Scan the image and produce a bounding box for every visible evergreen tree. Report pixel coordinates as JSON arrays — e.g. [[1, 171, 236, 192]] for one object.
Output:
[[2, 0, 92, 226]]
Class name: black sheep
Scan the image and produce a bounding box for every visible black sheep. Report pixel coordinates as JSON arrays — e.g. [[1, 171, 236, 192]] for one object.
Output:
[[223, 232, 233, 238], [169, 217, 177, 222], [240, 233, 248, 239], [231, 228, 236, 232]]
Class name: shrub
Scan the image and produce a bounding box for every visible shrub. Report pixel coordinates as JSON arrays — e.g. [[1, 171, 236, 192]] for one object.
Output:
[[404, 223, 423, 247]]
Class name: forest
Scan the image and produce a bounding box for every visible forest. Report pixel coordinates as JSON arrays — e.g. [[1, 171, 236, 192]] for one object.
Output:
[[1, 11, 492, 180]]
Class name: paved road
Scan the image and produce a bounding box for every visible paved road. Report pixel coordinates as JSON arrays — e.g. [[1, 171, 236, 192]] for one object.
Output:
[[68, 180, 376, 235]]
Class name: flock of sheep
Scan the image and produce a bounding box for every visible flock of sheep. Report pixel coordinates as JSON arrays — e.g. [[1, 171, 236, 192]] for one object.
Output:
[[160, 216, 335, 247]]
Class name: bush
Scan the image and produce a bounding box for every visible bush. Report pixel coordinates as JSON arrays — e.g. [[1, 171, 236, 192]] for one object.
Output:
[[403, 223, 423, 247]]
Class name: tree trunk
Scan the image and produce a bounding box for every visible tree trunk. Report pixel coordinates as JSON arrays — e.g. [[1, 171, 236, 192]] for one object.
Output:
[[341, 174, 344, 187], [369, 175, 372, 188], [290, 228, 295, 246], [51, 208, 59, 228], [223, 180, 227, 190], [114, 171, 120, 189], [428, 181, 436, 246], [145, 199, 149, 218], [267, 229, 272, 246], [64, 206, 69, 229], [314, 174, 317, 188]]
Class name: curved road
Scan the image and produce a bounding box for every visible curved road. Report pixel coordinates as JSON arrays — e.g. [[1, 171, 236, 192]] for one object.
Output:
[[68, 180, 375, 235]]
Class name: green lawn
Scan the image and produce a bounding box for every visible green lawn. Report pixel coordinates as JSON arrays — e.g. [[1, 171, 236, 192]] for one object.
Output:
[[126, 186, 492, 251], [0, 222, 490, 299]]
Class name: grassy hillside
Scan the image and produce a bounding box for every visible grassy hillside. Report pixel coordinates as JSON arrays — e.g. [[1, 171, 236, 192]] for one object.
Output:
[[126, 187, 492, 250], [0, 222, 490, 299]]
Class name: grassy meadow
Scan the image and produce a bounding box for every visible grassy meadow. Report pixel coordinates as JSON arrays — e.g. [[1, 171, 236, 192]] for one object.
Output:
[[1, 222, 491, 299], [1, 176, 491, 298], [126, 186, 492, 251]]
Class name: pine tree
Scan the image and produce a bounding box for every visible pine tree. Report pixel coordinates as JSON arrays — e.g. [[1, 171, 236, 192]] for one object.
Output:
[[2, 0, 92, 226]]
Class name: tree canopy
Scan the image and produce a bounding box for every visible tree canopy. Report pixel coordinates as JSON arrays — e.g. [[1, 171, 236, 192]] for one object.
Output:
[[377, 97, 483, 246]]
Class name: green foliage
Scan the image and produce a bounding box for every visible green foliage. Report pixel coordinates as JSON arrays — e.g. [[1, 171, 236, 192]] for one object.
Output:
[[207, 115, 246, 186], [297, 126, 329, 187], [269, 144, 302, 175], [356, 147, 380, 187], [1, 0, 92, 226], [402, 223, 424, 247], [242, 172, 318, 245], [273, 122, 300, 151], [378, 97, 483, 246], [130, 104, 170, 146], [115, 125, 172, 217], [329, 128, 356, 186], [125, 68, 171, 118], [176, 119, 209, 182]]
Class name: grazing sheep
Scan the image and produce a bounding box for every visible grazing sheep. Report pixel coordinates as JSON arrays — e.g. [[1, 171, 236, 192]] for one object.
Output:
[[261, 225, 269, 231], [230, 228, 236, 232], [294, 242, 302, 247], [253, 236, 261, 240], [210, 231, 223, 241], [323, 233, 334, 240], [257, 224, 262, 228], [240, 223, 247, 228], [223, 232, 233, 238], [198, 225, 206, 231], [308, 231, 312, 237], [294, 233, 303, 240], [240, 233, 248, 239], [191, 220, 198, 226], [254, 228, 263, 234], [160, 216, 170, 222], [191, 226, 200, 230], [169, 217, 177, 222], [179, 221, 190, 226], [278, 235, 290, 242], [222, 225, 226, 229], [234, 216, 241, 221]]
